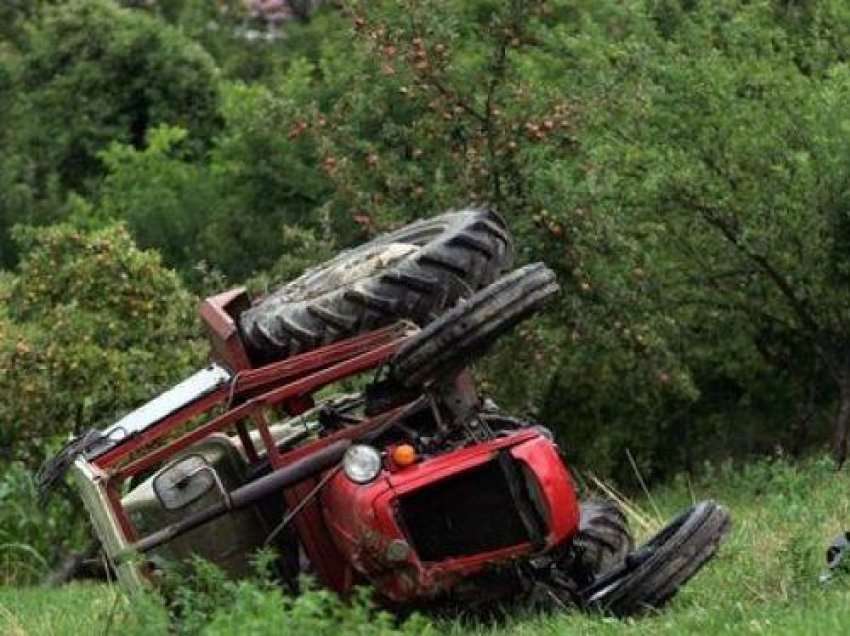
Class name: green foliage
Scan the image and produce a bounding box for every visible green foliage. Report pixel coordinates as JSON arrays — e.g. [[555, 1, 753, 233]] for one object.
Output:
[[0, 223, 203, 584], [0, 0, 222, 267], [553, 0, 850, 466], [245, 224, 335, 297], [203, 583, 433, 636], [94, 125, 225, 276], [286, 0, 700, 480], [0, 1, 55, 49], [155, 555, 434, 635], [0, 463, 90, 586], [189, 78, 333, 278], [0, 224, 204, 463], [252, 0, 850, 479], [140, 1, 346, 83], [2, 0, 850, 493], [9, 456, 850, 634], [89, 77, 334, 279], [0, 584, 170, 636]]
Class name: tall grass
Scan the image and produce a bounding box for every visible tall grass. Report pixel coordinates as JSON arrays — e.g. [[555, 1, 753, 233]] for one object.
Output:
[[4, 454, 850, 635], [0, 463, 89, 586]]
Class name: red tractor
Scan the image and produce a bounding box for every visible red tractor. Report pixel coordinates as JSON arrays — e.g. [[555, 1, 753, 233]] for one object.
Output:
[[42, 209, 729, 616]]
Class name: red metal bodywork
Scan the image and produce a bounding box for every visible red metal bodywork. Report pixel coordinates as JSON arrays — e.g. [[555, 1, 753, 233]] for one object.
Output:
[[320, 430, 580, 601], [90, 289, 581, 601]]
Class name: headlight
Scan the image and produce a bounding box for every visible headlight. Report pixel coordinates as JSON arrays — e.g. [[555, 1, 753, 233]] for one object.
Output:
[[343, 445, 382, 484]]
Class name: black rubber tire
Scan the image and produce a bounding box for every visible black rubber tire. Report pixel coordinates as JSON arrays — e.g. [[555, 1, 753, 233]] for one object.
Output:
[[240, 208, 513, 363], [574, 500, 634, 577], [581, 500, 731, 617], [389, 262, 559, 388]]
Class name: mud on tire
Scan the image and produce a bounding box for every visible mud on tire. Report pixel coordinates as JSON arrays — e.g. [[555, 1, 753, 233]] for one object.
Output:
[[240, 208, 513, 363], [390, 262, 559, 388]]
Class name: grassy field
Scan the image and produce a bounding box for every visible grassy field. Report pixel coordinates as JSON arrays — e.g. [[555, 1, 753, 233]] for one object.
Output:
[[4, 455, 850, 635]]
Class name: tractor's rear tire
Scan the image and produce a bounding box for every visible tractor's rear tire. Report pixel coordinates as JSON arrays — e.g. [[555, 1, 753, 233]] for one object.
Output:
[[574, 500, 634, 577], [240, 208, 513, 363], [581, 500, 731, 617], [389, 263, 559, 388]]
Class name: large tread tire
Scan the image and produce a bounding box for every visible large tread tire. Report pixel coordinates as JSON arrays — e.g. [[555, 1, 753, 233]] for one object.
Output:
[[390, 262, 559, 388], [240, 208, 513, 363], [574, 500, 634, 577], [582, 500, 731, 617]]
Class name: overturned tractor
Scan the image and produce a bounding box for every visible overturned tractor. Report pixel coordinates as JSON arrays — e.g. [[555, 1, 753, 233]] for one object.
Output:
[[41, 209, 730, 616]]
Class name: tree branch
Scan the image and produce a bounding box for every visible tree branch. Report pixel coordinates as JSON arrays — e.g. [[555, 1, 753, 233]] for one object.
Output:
[[687, 198, 821, 335]]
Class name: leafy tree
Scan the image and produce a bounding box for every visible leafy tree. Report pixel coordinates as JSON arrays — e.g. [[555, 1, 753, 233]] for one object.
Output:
[[93, 125, 224, 277], [0, 224, 204, 464], [556, 0, 850, 463], [4, 0, 850, 482], [129, 0, 341, 82], [275, 0, 698, 479], [265, 0, 850, 476], [0, 0, 223, 267], [92, 78, 333, 280], [0, 0, 55, 49]]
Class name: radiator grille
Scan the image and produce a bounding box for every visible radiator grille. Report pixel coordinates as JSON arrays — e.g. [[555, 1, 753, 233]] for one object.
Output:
[[397, 458, 533, 562]]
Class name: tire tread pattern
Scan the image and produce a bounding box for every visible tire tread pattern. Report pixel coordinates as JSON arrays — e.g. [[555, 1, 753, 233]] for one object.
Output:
[[390, 263, 559, 388], [573, 499, 634, 576], [587, 500, 731, 617], [240, 209, 513, 363]]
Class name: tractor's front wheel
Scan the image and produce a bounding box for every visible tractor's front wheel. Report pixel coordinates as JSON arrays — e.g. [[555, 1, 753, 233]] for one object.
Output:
[[389, 262, 558, 388], [580, 500, 731, 617]]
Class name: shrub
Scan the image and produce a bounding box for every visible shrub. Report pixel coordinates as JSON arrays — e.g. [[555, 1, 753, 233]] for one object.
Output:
[[0, 223, 205, 464], [0, 463, 88, 585], [158, 555, 435, 636]]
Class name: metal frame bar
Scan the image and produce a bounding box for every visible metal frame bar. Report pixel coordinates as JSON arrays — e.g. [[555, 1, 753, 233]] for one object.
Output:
[[89, 321, 415, 591], [94, 323, 411, 473], [111, 339, 402, 481], [88, 280, 417, 590]]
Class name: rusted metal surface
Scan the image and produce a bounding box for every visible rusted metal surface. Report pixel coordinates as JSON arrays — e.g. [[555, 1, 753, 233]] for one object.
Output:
[[71, 320, 416, 592], [93, 323, 414, 473], [111, 339, 405, 480], [118, 440, 350, 559], [200, 287, 253, 371], [69, 459, 145, 591], [93, 389, 227, 470]]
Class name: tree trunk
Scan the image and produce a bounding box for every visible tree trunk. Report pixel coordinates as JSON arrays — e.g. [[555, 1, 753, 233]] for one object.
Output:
[[832, 374, 850, 468], [790, 374, 818, 457]]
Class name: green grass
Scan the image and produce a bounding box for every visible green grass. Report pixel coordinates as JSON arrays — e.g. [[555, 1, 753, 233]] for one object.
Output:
[[5, 455, 850, 635], [0, 583, 166, 636]]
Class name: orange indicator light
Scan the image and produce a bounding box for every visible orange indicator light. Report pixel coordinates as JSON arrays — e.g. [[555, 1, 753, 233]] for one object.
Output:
[[392, 444, 417, 467]]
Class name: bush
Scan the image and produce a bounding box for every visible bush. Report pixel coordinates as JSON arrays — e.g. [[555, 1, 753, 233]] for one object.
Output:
[[0, 223, 205, 582], [0, 223, 205, 464], [92, 77, 335, 280], [287, 0, 700, 481]]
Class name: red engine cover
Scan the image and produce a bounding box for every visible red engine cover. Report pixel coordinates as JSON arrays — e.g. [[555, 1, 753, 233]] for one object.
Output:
[[320, 429, 579, 602]]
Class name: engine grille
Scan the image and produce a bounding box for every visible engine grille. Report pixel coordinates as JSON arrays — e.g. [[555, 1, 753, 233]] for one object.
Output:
[[397, 455, 541, 562]]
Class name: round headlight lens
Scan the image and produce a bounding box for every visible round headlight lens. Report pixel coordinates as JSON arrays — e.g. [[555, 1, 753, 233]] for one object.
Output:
[[343, 445, 382, 484]]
